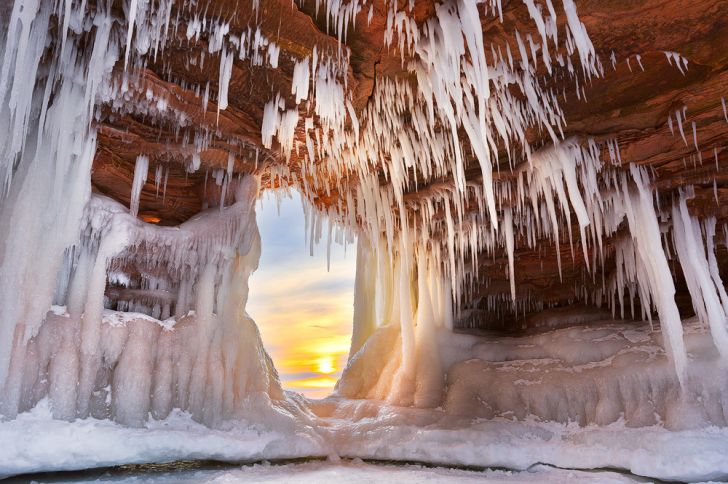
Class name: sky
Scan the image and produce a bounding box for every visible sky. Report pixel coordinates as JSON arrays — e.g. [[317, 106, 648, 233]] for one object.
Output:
[[246, 189, 357, 399]]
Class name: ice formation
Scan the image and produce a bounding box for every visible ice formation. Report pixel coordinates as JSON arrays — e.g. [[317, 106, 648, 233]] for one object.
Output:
[[0, 0, 728, 480], [2, 175, 283, 426]]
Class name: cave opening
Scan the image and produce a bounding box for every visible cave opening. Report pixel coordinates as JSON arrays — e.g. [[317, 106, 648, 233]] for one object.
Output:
[[248, 188, 357, 399]]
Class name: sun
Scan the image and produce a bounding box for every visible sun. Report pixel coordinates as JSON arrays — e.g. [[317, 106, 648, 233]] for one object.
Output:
[[315, 355, 336, 374]]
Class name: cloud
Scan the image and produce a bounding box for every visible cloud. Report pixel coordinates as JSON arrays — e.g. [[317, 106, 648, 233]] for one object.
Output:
[[280, 371, 322, 381]]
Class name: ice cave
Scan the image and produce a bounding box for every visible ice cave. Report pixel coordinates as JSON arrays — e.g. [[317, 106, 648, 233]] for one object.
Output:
[[1, 0, 728, 481]]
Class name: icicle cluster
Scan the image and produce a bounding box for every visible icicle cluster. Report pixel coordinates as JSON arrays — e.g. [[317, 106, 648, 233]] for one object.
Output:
[[261, 0, 727, 391], [0, 0, 117, 394]]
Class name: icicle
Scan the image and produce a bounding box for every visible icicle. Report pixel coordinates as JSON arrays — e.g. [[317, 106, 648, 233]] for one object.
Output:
[[692, 121, 700, 154], [672, 194, 728, 361], [217, 46, 234, 113], [292, 57, 310, 104], [130, 155, 149, 218], [676, 109, 688, 146], [503, 207, 516, 301], [155, 164, 163, 197], [124, 0, 138, 70], [621, 165, 688, 386]]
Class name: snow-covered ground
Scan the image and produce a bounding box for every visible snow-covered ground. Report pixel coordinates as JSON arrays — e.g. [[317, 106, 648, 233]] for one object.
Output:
[[320, 399, 728, 483], [22, 460, 646, 483], [2, 396, 728, 482], [0, 399, 327, 478]]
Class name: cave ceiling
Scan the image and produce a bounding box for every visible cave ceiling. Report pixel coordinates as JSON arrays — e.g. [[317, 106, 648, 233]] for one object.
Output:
[[90, 0, 728, 325]]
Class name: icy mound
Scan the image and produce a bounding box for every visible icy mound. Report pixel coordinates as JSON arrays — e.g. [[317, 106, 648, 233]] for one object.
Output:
[[2, 309, 283, 427], [444, 320, 728, 428], [339, 317, 728, 429]]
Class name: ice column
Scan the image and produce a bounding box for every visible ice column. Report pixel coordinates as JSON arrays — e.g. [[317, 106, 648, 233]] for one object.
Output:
[[349, 237, 377, 357], [338, 236, 449, 407]]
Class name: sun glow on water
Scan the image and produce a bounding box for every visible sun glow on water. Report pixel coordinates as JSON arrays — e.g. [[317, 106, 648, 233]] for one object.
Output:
[[247, 190, 356, 399]]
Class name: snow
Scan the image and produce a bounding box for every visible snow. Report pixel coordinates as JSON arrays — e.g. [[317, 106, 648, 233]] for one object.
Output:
[[0, 398, 326, 479], [2, 392, 727, 482]]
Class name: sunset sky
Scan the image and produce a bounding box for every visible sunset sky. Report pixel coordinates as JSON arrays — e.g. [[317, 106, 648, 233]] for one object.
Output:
[[247, 190, 357, 399]]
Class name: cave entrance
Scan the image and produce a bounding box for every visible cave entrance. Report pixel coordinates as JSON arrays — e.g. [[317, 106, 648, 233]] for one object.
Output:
[[247, 189, 357, 399]]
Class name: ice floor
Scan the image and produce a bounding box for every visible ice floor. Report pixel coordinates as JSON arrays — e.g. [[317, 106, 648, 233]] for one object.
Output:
[[2, 396, 728, 482]]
